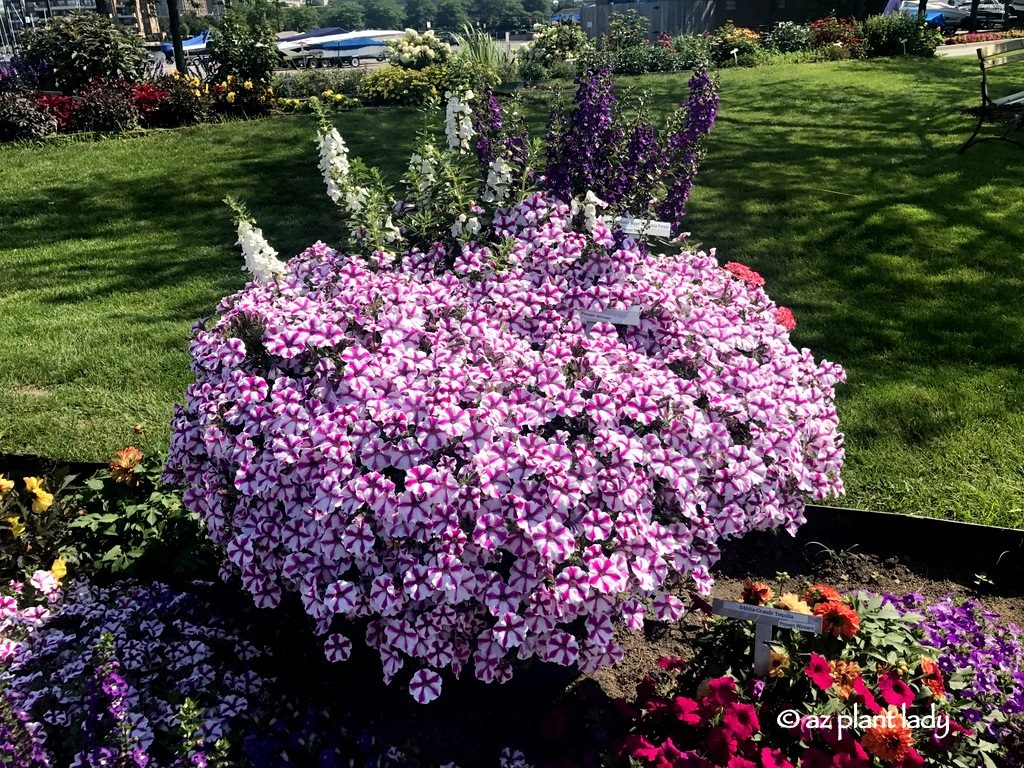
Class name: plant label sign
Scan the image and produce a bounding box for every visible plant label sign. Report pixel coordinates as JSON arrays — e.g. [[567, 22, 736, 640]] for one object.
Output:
[[579, 306, 642, 327], [712, 598, 823, 676], [616, 217, 672, 238]]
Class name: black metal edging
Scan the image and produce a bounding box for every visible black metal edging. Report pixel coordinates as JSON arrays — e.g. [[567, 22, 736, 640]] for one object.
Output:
[[801, 504, 1024, 574]]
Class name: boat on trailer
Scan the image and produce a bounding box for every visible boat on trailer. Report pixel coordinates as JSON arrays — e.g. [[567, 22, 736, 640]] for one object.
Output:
[[277, 29, 404, 68]]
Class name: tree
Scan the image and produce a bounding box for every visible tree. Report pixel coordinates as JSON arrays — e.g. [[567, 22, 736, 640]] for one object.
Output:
[[405, 0, 439, 29], [436, 0, 470, 29], [521, 0, 550, 24], [471, 0, 527, 31], [281, 4, 320, 30], [323, 0, 364, 29], [364, 0, 405, 28]]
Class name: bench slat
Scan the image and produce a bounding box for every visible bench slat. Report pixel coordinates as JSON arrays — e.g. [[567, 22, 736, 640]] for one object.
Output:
[[983, 50, 1024, 68], [993, 92, 1024, 105]]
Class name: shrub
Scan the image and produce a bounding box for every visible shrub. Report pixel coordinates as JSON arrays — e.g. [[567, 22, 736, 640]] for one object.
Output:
[[861, 12, 941, 57], [526, 20, 594, 67], [72, 78, 139, 134], [1, 90, 57, 144], [17, 12, 147, 94], [147, 73, 211, 128], [517, 58, 550, 82], [131, 81, 170, 125], [669, 34, 714, 69], [763, 20, 812, 53], [710, 22, 762, 65], [356, 65, 437, 106], [207, 8, 279, 88], [808, 14, 865, 56], [273, 68, 365, 99], [424, 58, 501, 97], [32, 93, 80, 132], [166, 71, 846, 703], [619, 43, 679, 74], [387, 29, 452, 70], [605, 9, 649, 51], [63, 449, 211, 576], [211, 74, 275, 118]]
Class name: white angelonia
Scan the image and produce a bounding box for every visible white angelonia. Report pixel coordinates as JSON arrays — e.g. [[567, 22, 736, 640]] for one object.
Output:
[[482, 156, 513, 205], [236, 219, 286, 285], [317, 126, 350, 205], [408, 145, 438, 197], [344, 186, 369, 214], [445, 90, 475, 152], [571, 190, 608, 232], [450, 213, 481, 238]]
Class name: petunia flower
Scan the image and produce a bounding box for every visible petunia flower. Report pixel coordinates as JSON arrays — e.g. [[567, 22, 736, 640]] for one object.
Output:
[[805, 653, 833, 690], [878, 671, 916, 708], [22, 477, 53, 513]]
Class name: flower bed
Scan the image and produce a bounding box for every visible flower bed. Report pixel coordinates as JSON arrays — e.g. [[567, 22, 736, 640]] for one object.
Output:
[[613, 580, 1024, 767]]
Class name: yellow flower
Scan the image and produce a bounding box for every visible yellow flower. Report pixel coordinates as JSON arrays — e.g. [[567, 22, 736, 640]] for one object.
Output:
[[4, 516, 24, 538], [227, 92, 236, 104], [775, 593, 813, 615], [267, 87, 273, 95], [51, 557, 67, 584], [769, 649, 791, 678], [23, 477, 53, 513], [243, 80, 253, 90], [0, 475, 13, 497]]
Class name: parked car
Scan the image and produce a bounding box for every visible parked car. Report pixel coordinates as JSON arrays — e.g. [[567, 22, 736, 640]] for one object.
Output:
[[898, 0, 1006, 31], [1007, 1, 1024, 24]]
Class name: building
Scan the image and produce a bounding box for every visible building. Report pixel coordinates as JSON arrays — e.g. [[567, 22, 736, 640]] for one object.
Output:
[[14, 0, 162, 36]]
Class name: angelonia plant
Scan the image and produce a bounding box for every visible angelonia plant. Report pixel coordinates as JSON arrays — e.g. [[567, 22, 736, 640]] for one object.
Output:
[[164, 69, 846, 703]]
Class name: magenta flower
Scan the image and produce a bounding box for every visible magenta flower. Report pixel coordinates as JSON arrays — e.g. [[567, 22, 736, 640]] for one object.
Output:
[[878, 671, 916, 707], [805, 653, 833, 691]]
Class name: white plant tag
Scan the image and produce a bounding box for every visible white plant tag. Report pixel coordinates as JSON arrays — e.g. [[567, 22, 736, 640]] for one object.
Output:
[[579, 305, 642, 327], [616, 217, 672, 238]]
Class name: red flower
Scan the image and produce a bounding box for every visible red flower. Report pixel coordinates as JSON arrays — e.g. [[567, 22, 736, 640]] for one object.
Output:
[[851, 676, 882, 714], [775, 307, 796, 331], [706, 725, 739, 763], [723, 262, 765, 287], [813, 600, 861, 638], [878, 672, 916, 708], [799, 748, 831, 768], [741, 577, 774, 606], [673, 695, 703, 726], [722, 702, 760, 741], [700, 676, 739, 714], [759, 748, 794, 768], [657, 656, 687, 671], [621, 734, 660, 762], [728, 758, 757, 768], [805, 653, 833, 690], [801, 584, 842, 606], [33, 93, 80, 131]]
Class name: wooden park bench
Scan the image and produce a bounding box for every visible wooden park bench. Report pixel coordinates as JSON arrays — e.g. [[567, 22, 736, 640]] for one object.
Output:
[[959, 40, 1024, 153]]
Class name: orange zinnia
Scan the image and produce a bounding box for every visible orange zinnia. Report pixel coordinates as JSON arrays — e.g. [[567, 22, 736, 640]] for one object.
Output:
[[801, 583, 842, 606], [830, 659, 863, 700], [741, 577, 774, 606], [920, 657, 945, 698], [814, 600, 861, 638], [862, 707, 914, 763], [110, 447, 144, 486]]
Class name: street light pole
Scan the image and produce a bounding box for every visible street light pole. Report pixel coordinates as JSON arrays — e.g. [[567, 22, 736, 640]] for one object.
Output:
[[166, 0, 185, 72]]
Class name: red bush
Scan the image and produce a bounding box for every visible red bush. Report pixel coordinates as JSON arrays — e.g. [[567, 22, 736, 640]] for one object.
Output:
[[32, 93, 79, 132]]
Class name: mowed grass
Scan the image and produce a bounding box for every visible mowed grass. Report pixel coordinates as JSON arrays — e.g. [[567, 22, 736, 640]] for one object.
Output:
[[1, 57, 1023, 526]]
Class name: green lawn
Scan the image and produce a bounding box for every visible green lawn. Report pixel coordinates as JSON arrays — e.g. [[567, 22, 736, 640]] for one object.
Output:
[[2, 57, 1023, 526]]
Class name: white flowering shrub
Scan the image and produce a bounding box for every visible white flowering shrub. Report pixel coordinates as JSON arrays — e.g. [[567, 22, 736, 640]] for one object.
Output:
[[387, 29, 452, 71], [165, 81, 844, 703]]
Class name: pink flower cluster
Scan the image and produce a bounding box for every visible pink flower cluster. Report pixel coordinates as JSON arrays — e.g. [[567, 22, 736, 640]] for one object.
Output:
[[165, 191, 845, 701]]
